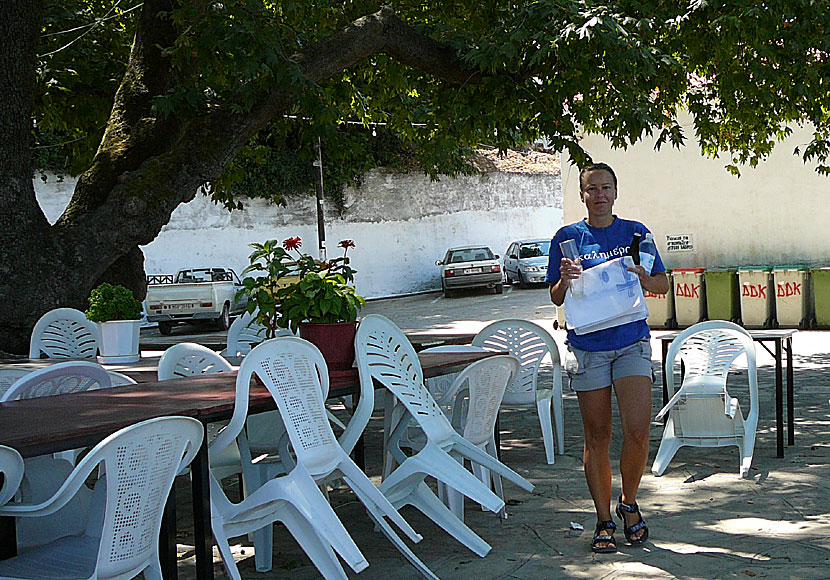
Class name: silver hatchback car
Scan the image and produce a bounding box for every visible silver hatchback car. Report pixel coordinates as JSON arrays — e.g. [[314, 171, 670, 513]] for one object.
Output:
[[503, 239, 551, 287], [436, 245, 503, 297]]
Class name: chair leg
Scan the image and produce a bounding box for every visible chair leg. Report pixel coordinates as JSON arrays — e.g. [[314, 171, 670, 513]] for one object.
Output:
[[281, 507, 353, 580], [483, 439, 506, 519], [536, 396, 556, 464], [651, 432, 682, 477], [252, 522, 274, 572], [405, 482, 492, 557], [213, 525, 244, 580], [142, 561, 163, 580]]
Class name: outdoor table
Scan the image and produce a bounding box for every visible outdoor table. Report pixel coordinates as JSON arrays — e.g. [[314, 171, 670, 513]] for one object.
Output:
[[138, 329, 476, 352], [658, 329, 796, 458], [0, 350, 500, 580]]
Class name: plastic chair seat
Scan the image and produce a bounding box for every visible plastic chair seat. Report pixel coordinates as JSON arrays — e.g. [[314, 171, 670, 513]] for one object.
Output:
[[0, 535, 99, 580]]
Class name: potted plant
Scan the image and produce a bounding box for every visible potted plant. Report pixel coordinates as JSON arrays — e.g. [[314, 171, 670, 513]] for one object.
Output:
[[85, 282, 144, 363], [238, 237, 365, 369]]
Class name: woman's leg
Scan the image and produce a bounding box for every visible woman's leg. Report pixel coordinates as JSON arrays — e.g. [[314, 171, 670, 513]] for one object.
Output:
[[613, 374, 652, 540], [576, 386, 613, 545]]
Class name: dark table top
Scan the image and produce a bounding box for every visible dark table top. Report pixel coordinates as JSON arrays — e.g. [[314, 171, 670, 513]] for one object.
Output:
[[0, 350, 501, 458]]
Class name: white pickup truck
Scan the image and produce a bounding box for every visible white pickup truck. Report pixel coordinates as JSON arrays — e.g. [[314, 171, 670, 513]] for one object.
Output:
[[145, 268, 248, 335]]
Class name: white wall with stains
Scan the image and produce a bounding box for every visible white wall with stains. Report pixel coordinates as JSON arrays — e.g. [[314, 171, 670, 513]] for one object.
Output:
[[35, 168, 563, 298]]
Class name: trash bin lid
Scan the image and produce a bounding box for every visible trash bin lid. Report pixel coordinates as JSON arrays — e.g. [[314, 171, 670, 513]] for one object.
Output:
[[672, 267, 705, 273], [772, 264, 809, 271], [738, 265, 772, 271]]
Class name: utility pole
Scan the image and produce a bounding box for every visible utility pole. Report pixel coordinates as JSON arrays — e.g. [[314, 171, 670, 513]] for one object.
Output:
[[313, 137, 327, 262]]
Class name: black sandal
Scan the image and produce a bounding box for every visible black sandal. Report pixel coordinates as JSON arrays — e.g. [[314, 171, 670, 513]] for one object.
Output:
[[591, 520, 617, 553], [615, 496, 649, 545]]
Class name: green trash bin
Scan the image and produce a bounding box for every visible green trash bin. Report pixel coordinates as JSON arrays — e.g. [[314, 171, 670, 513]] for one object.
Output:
[[738, 266, 775, 328], [810, 267, 830, 329], [772, 265, 810, 328], [645, 269, 676, 329], [703, 268, 740, 324]]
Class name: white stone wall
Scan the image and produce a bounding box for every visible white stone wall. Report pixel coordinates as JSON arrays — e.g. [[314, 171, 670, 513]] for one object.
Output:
[[562, 113, 830, 270], [35, 169, 563, 298]]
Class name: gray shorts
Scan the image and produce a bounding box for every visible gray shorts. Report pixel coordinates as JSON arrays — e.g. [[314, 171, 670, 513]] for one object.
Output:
[[566, 339, 654, 392]]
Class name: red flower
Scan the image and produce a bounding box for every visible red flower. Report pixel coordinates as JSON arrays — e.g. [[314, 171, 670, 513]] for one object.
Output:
[[283, 237, 302, 251], [338, 239, 355, 249]]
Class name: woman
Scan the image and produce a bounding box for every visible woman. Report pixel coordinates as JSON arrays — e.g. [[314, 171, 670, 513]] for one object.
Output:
[[546, 162, 669, 553]]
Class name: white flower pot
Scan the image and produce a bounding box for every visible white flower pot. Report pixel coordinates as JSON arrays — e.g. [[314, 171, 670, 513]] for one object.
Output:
[[97, 320, 141, 364]]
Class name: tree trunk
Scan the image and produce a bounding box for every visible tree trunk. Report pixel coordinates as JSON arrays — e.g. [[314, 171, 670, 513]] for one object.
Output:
[[0, 5, 484, 354]]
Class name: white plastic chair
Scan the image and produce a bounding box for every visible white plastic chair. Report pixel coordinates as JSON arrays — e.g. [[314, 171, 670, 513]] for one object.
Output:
[[472, 319, 564, 464], [0, 446, 24, 507], [0, 361, 114, 547], [1, 361, 111, 402], [230, 337, 437, 579], [157, 343, 241, 482], [442, 355, 521, 521], [0, 416, 203, 580], [209, 338, 389, 580], [652, 321, 759, 478], [222, 310, 293, 357], [356, 314, 533, 557], [29, 308, 100, 360]]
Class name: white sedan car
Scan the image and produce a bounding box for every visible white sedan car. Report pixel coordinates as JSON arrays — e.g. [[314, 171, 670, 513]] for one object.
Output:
[[436, 245, 503, 298], [503, 239, 551, 287]]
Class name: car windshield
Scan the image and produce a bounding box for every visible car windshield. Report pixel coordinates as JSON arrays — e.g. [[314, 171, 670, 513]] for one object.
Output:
[[447, 248, 494, 263], [519, 241, 550, 259]]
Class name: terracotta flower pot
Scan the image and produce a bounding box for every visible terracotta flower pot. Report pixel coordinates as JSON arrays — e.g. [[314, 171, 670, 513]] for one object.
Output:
[[299, 321, 358, 370]]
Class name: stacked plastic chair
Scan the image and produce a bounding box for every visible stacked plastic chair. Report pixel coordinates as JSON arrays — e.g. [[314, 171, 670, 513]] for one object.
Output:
[[157, 343, 243, 482], [472, 319, 564, 464], [0, 361, 111, 402], [653, 321, 759, 478], [356, 314, 533, 557], [209, 337, 432, 580], [29, 308, 99, 360], [0, 416, 203, 580]]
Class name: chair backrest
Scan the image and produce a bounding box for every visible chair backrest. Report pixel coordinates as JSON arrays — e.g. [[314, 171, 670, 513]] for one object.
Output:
[[29, 308, 100, 359], [239, 338, 342, 475], [354, 315, 455, 443], [668, 321, 756, 384], [158, 342, 233, 380], [454, 355, 520, 446], [223, 310, 294, 356], [0, 445, 23, 507], [665, 321, 758, 405], [106, 371, 138, 386], [1, 361, 112, 402], [80, 416, 202, 579], [472, 319, 561, 405]]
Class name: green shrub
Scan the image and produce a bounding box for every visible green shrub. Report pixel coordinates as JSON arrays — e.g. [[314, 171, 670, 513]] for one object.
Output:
[[85, 283, 143, 322]]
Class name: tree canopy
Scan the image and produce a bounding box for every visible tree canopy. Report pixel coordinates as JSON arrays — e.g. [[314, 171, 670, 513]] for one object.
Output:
[[2, 0, 830, 352]]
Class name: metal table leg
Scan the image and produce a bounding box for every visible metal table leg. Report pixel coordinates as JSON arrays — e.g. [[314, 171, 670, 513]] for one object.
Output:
[[160, 490, 178, 579], [786, 336, 795, 446], [775, 338, 784, 458], [192, 423, 214, 580]]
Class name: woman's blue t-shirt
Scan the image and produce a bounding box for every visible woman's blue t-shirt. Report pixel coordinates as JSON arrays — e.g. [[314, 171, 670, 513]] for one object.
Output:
[[545, 217, 666, 352]]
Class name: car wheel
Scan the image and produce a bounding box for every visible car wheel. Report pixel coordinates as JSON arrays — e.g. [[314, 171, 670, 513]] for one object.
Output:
[[442, 281, 453, 298], [518, 271, 528, 288], [158, 321, 173, 336], [216, 303, 231, 330], [495, 283, 504, 294]]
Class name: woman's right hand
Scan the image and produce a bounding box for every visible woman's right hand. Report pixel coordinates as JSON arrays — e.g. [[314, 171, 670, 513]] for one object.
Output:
[[560, 257, 582, 287]]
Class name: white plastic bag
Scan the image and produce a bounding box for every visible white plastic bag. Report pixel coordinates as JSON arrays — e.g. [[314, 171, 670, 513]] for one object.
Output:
[[563, 256, 649, 335]]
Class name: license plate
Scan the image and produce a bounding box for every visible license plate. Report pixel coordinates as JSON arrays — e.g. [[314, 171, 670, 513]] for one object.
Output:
[[463, 267, 482, 274], [166, 303, 195, 310]]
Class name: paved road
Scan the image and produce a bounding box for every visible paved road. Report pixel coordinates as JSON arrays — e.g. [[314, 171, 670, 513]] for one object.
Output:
[[139, 283, 563, 348]]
